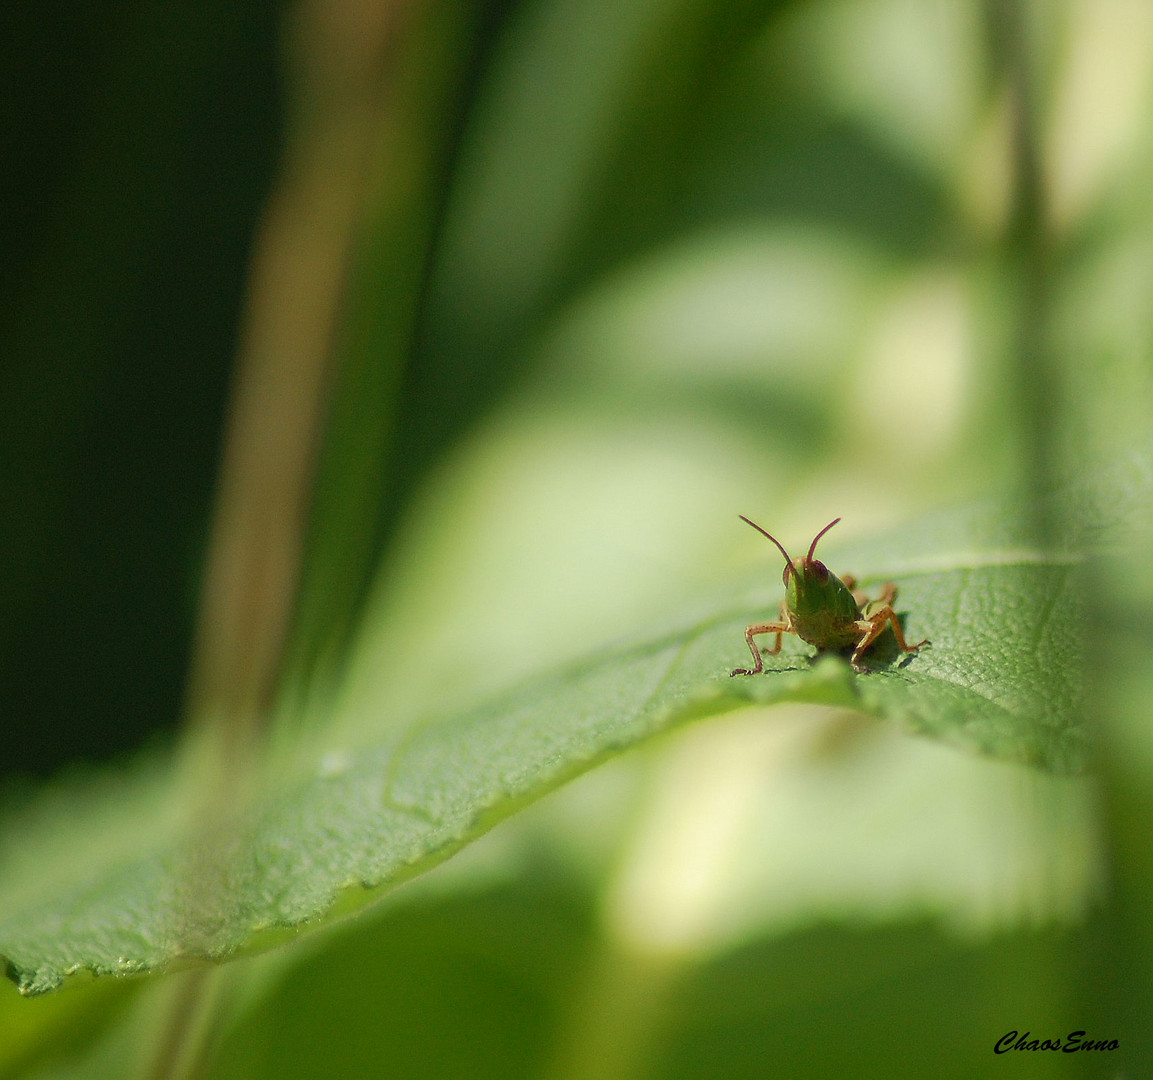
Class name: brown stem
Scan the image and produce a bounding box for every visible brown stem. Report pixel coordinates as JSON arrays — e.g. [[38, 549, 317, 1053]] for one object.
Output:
[[144, 1, 418, 1077]]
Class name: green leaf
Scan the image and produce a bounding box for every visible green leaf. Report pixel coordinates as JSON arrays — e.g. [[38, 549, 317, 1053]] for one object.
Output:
[[0, 503, 1097, 996]]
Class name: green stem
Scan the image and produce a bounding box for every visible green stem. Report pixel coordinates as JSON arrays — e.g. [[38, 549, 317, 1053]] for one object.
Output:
[[985, 0, 1060, 538], [545, 940, 683, 1080]]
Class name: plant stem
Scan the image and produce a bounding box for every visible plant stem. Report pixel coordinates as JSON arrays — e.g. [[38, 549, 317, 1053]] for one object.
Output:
[[145, 0, 420, 1076], [984, 0, 1060, 537], [545, 940, 682, 1080]]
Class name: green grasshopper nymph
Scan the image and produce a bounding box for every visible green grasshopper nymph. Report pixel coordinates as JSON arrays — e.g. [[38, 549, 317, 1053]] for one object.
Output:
[[730, 516, 928, 675]]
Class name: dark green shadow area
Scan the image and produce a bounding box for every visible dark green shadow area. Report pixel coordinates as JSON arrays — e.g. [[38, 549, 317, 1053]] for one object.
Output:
[[209, 868, 1118, 1080]]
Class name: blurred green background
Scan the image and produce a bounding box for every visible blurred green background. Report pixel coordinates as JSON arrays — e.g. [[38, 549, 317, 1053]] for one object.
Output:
[[3, 0, 1151, 1075]]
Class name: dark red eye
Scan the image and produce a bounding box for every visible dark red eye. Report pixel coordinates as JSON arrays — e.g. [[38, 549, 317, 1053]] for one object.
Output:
[[809, 559, 829, 583]]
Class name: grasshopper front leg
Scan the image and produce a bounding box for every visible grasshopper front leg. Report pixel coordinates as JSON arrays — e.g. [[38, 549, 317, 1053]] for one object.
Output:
[[731, 599, 792, 676]]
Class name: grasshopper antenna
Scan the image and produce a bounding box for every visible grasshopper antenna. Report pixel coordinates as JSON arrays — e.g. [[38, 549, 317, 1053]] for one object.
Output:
[[806, 517, 841, 562], [738, 515, 794, 571]]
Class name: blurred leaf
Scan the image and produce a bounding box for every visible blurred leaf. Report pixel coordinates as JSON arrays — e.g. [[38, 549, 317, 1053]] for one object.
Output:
[[1, 482, 1123, 996], [210, 876, 591, 1080], [0, 972, 138, 1080], [656, 918, 1105, 1080], [202, 876, 1099, 1080]]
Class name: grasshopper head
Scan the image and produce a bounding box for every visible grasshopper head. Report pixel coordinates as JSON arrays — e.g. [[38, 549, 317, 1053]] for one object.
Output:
[[739, 516, 846, 620], [786, 517, 844, 620]]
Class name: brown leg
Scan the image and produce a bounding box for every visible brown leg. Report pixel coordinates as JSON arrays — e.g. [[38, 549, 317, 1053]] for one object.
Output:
[[850, 605, 928, 671], [843, 577, 897, 608], [756, 597, 792, 660], [873, 582, 897, 606], [731, 611, 791, 676], [851, 582, 898, 617], [763, 596, 789, 652]]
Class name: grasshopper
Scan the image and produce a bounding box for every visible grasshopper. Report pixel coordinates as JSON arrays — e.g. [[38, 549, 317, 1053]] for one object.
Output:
[[730, 516, 928, 675]]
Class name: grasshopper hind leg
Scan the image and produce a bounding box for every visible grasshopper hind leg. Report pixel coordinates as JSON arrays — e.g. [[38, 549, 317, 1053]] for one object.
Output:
[[850, 602, 928, 672]]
